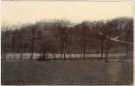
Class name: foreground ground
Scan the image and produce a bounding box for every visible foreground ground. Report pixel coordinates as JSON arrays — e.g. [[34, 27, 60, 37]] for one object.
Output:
[[1, 59, 133, 85]]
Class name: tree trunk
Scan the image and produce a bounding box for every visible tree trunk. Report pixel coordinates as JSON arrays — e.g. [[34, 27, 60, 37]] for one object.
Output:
[[105, 49, 109, 62], [39, 49, 47, 61], [20, 52, 23, 60], [30, 40, 34, 60], [83, 48, 86, 59], [100, 39, 104, 59]]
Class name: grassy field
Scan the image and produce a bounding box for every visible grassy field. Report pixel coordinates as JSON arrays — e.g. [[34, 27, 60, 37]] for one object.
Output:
[[1, 59, 133, 85]]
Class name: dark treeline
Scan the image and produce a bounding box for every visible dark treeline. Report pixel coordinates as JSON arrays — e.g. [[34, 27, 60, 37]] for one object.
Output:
[[1, 17, 133, 61]]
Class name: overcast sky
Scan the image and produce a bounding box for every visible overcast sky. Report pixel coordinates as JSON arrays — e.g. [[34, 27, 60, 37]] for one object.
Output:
[[1, 1, 134, 26]]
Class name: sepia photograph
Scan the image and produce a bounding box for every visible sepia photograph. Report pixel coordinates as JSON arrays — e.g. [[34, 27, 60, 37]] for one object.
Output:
[[1, 1, 134, 85]]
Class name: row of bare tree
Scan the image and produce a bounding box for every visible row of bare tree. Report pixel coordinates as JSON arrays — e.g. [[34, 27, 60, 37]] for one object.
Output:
[[1, 17, 133, 61]]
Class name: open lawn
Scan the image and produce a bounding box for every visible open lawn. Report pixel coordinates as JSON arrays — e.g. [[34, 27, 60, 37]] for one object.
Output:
[[1, 59, 133, 85]]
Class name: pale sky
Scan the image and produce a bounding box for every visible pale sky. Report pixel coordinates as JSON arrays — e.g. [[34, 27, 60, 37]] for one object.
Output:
[[1, 1, 134, 25]]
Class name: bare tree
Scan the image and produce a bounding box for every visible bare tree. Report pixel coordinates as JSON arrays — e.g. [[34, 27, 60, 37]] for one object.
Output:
[[29, 25, 38, 60], [76, 22, 90, 59], [56, 26, 69, 59]]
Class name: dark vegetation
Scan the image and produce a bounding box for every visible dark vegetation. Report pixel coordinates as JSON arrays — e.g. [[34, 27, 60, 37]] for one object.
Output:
[[1, 17, 133, 61]]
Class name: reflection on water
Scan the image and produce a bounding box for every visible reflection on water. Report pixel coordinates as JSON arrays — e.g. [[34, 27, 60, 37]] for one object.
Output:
[[106, 62, 122, 84], [106, 59, 132, 85]]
